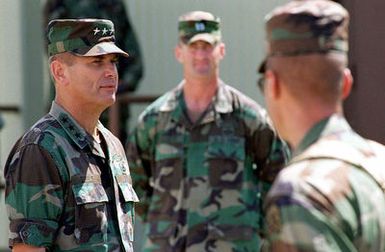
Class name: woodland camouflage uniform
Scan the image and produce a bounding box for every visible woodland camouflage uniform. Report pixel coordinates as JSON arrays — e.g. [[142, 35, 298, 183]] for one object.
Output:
[[127, 81, 289, 252]]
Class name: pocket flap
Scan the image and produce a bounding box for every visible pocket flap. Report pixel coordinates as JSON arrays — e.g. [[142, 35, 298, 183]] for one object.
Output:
[[72, 179, 109, 205], [155, 135, 184, 161], [116, 174, 139, 202], [208, 136, 245, 160]]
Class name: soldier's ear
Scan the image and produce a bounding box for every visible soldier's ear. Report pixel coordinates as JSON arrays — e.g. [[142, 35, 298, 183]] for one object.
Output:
[[218, 42, 225, 59], [175, 43, 183, 63], [265, 70, 280, 100], [341, 68, 353, 100], [50, 59, 68, 85]]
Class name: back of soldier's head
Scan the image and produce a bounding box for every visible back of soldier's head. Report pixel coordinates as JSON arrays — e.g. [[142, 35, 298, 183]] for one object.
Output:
[[259, 0, 350, 103]]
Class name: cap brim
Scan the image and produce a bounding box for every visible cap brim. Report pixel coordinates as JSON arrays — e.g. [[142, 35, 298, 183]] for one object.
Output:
[[187, 33, 218, 45], [82, 42, 129, 57]]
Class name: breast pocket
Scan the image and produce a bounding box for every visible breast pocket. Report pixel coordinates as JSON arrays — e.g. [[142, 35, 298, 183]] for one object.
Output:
[[72, 177, 109, 244], [153, 135, 184, 190], [207, 136, 246, 189]]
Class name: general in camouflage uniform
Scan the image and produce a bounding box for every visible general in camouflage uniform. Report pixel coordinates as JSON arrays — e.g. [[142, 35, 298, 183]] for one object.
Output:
[[43, 0, 144, 143], [4, 19, 139, 251], [126, 11, 289, 252], [258, 1, 385, 251]]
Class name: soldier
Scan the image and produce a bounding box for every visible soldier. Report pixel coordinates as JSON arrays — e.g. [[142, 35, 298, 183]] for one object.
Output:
[[43, 0, 144, 143], [4, 19, 139, 251], [126, 10, 289, 252], [258, 0, 385, 251]]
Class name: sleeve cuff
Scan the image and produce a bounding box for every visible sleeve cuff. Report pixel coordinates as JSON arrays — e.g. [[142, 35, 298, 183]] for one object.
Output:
[[9, 219, 58, 248]]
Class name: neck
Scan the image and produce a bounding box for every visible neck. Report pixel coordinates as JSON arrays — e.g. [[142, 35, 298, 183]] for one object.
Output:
[[184, 76, 218, 96], [182, 77, 219, 122], [55, 98, 102, 137], [183, 78, 219, 105], [281, 101, 337, 150]]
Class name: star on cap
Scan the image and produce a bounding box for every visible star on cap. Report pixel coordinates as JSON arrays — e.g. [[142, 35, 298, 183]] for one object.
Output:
[[102, 27, 108, 35], [93, 27, 100, 35], [109, 27, 114, 35]]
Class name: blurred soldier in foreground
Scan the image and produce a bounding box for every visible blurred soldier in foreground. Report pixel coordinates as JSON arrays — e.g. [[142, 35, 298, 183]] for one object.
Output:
[[127, 10, 289, 252], [44, 0, 144, 143], [4, 19, 138, 251], [258, 0, 385, 251]]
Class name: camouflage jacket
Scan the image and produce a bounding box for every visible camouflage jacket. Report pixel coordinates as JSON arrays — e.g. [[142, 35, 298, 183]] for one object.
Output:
[[127, 81, 289, 252], [4, 102, 139, 251], [264, 114, 385, 252]]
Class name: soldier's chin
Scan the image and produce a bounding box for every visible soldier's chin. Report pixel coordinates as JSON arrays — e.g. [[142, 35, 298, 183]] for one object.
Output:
[[100, 96, 116, 110], [195, 67, 210, 75]]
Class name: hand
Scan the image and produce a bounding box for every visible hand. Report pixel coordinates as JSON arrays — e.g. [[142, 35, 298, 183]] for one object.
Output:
[[13, 243, 46, 252]]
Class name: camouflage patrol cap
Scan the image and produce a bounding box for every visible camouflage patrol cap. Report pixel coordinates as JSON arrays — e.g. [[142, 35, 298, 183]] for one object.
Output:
[[259, 0, 349, 73], [178, 11, 221, 45], [47, 18, 128, 57]]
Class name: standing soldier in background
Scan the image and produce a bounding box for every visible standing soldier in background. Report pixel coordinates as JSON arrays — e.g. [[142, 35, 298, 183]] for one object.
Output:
[[43, 0, 144, 143], [127, 10, 289, 252], [258, 0, 385, 251]]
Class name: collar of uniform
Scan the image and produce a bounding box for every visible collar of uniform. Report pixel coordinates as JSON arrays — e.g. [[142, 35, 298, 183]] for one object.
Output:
[[214, 80, 234, 114], [158, 80, 233, 114], [90, 121, 109, 158], [49, 101, 91, 149], [295, 113, 352, 156], [159, 81, 184, 112]]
